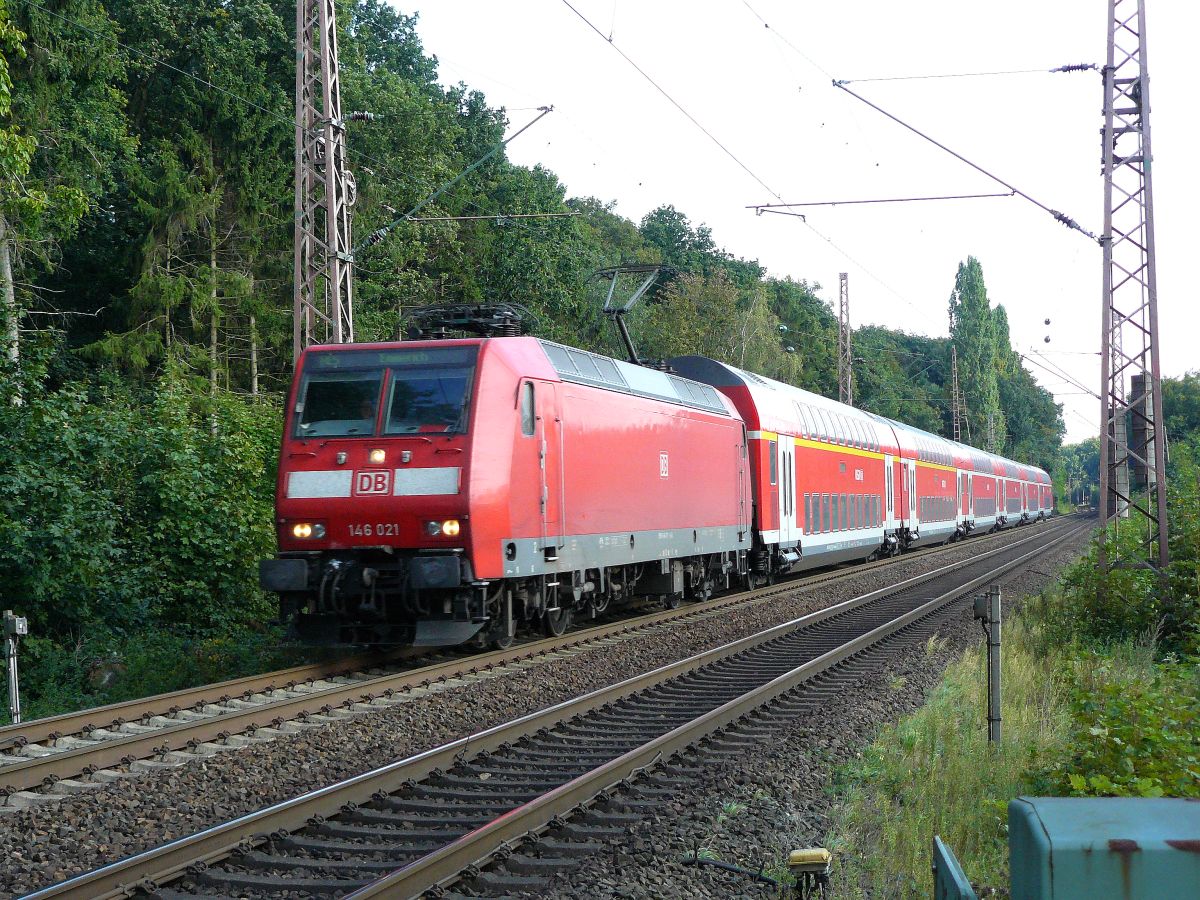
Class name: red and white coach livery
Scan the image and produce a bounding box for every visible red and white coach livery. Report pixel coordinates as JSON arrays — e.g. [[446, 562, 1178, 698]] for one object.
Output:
[[262, 331, 1052, 647]]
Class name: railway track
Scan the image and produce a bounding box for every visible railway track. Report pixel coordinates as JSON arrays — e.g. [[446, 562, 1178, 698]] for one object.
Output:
[[0, 520, 1069, 804], [22, 517, 1086, 900]]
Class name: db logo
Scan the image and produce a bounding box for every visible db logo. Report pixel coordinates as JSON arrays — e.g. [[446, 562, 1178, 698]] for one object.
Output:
[[355, 470, 392, 495], [659, 451, 669, 478]]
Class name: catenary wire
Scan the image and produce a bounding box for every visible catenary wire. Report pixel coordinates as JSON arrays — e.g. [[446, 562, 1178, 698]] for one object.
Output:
[[558, 0, 782, 201], [737, 0, 834, 79], [749, 191, 1015, 210], [1020, 350, 1099, 399], [1024, 347, 1098, 395], [833, 80, 1098, 242], [354, 106, 555, 257], [838, 67, 1084, 84]]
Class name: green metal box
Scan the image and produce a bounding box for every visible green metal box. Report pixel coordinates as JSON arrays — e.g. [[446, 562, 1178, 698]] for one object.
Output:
[[1008, 797, 1200, 899]]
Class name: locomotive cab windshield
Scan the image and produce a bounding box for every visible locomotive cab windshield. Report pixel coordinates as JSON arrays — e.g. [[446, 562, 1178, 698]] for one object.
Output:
[[293, 346, 478, 437]]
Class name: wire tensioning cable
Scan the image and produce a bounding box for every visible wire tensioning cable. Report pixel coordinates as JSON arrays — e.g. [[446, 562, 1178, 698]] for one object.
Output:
[[832, 80, 1098, 242], [355, 106, 555, 257], [839, 64, 1098, 84], [749, 191, 1016, 211], [404, 213, 579, 224], [1020, 351, 1099, 400], [737, 0, 833, 79], [559, 0, 782, 201]]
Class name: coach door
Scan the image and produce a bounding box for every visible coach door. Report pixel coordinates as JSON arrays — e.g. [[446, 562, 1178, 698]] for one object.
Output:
[[536, 383, 564, 558], [884, 454, 895, 524], [778, 435, 798, 544], [907, 461, 919, 530], [736, 426, 749, 538]]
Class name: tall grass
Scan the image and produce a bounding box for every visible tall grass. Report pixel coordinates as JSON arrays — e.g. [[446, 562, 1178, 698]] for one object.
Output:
[[828, 623, 1073, 899]]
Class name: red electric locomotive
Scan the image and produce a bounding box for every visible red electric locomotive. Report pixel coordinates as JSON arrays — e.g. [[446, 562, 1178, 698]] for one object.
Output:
[[260, 336, 752, 646], [261, 327, 1052, 646]]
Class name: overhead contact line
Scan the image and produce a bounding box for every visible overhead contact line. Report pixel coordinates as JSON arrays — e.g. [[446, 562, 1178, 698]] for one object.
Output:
[[558, 0, 783, 201], [832, 80, 1098, 242]]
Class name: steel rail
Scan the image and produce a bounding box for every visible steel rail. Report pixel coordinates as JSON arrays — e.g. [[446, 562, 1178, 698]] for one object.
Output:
[[0, 652, 391, 754], [349, 521, 1087, 898], [0, 520, 1072, 793], [20, 519, 1085, 900], [0, 515, 1067, 755]]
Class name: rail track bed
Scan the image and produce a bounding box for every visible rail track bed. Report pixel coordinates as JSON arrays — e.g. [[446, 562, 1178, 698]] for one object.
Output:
[[0, 521, 1064, 808], [21, 518, 1086, 899]]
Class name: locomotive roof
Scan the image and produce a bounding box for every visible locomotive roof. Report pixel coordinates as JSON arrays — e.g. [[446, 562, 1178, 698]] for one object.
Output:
[[537, 340, 738, 417]]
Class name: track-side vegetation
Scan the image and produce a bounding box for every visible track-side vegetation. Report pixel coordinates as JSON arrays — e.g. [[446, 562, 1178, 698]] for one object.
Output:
[[828, 445, 1200, 898]]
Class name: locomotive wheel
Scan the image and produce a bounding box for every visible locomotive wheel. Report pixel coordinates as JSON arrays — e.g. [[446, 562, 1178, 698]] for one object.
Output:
[[542, 607, 572, 637], [664, 591, 683, 610], [489, 631, 515, 651]]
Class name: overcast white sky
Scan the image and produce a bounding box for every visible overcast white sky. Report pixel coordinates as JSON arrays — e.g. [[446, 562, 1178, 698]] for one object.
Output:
[[408, 1, 1197, 444]]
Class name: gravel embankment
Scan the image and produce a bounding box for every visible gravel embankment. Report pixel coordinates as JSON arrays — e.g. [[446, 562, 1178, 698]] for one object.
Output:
[[0, 523, 1083, 896], [534, 527, 1091, 899]]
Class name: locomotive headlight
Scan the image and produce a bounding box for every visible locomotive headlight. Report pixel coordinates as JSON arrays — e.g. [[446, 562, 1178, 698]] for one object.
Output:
[[368, 448, 386, 465], [425, 520, 442, 536], [441, 519, 461, 537], [291, 522, 325, 539]]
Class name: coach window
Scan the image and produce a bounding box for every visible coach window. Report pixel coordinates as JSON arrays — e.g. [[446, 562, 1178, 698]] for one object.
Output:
[[769, 440, 778, 486], [520, 382, 535, 436], [840, 494, 848, 529], [821, 493, 830, 532]]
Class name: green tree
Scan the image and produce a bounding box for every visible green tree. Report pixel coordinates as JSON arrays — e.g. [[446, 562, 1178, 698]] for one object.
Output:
[[88, 0, 289, 391], [948, 257, 1005, 450], [2, 0, 131, 363], [1162, 371, 1200, 442]]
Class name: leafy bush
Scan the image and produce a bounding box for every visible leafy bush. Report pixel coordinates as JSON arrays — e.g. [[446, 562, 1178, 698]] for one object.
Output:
[[0, 340, 288, 720], [0, 342, 281, 636], [1031, 447, 1200, 656], [1039, 654, 1200, 798]]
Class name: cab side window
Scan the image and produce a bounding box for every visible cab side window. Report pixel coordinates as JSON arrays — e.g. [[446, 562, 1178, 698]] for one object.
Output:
[[520, 382, 535, 436]]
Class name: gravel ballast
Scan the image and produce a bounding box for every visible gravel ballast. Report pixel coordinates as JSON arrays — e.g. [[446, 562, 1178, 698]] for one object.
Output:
[[532, 526, 1092, 899], [0, 523, 1083, 896]]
